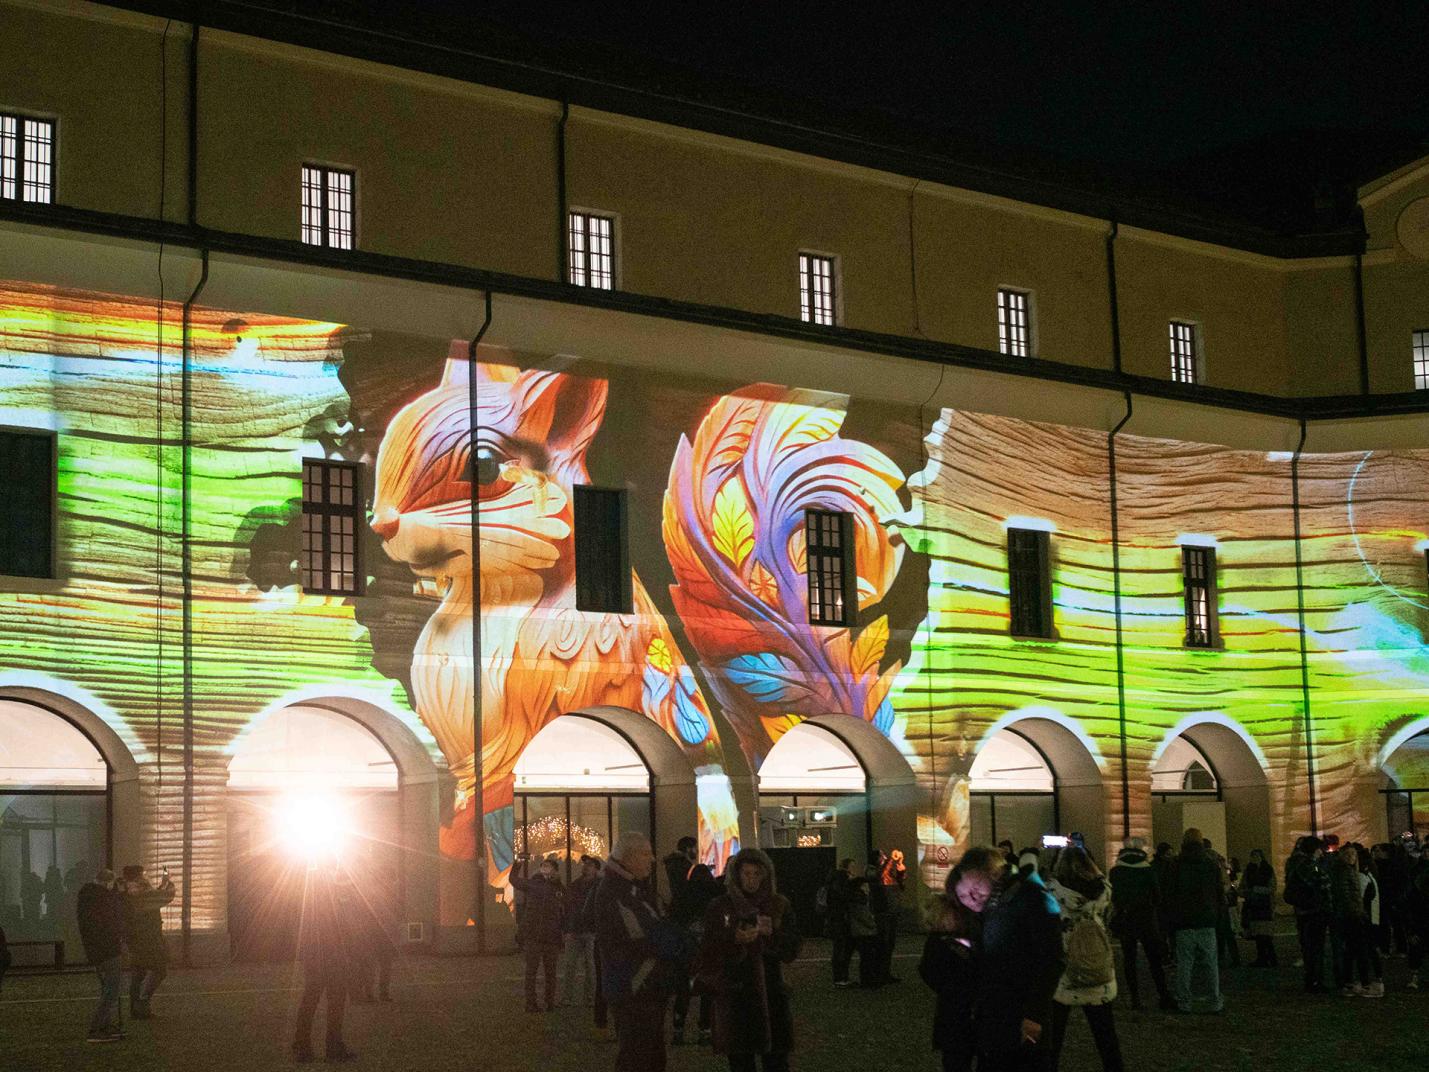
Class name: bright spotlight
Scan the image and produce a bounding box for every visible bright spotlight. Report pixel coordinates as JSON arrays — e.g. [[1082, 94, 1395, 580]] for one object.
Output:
[[273, 793, 351, 862]]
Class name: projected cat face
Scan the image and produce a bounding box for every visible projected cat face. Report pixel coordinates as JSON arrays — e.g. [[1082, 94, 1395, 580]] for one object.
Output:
[[371, 358, 606, 585]]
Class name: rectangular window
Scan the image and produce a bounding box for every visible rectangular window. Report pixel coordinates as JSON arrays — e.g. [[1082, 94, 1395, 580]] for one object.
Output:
[[1414, 329, 1429, 391], [0, 430, 54, 578], [997, 289, 1032, 357], [574, 485, 631, 613], [1170, 320, 1199, 384], [799, 253, 837, 326], [0, 114, 55, 204], [806, 509, 854, 626], [300, 460, 362, 595], [568, 211, 615, 290], [1007, 528, 1052, 637], [1182, 545, 1217, 648], [300, 164, 355, 250]]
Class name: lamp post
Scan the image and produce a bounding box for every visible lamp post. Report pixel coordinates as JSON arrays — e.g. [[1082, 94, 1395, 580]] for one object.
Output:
[[466, 291, 493, 952]]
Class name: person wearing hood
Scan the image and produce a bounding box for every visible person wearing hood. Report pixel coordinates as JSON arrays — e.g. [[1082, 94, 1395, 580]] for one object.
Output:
[[1166, 828, 1225, 1014], [1109, 838, 1172, 1010], [1046, 847, 1124, 1072], [695, 847, 802, 1072]]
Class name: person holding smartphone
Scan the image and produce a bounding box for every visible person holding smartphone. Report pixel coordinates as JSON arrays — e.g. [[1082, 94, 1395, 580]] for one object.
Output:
[[694, 847, 802, 1072]]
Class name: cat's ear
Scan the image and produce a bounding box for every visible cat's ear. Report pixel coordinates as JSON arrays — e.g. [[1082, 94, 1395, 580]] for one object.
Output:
[[517, 370, 608, 459]]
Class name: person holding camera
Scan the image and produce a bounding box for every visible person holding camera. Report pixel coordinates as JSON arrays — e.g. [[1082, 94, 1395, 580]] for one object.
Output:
[[695, 847, 803, 1072], [76, 868, 128, 1043], [122, 864, 176, 1019]]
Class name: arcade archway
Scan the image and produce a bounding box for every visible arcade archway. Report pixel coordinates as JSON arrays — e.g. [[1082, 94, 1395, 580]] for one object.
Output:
[[758, 721, 869, 863], [1380, 721, 1429, 839], [971, 714, 1106, 862], [225, 698, 439, 960], [1151, 716, 1270, 863]]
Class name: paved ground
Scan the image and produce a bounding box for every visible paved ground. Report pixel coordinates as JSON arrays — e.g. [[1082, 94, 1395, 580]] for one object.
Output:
[[2, 934, 1426, 1072]]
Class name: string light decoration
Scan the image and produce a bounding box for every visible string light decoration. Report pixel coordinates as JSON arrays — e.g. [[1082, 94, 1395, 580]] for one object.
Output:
[[515, 815, 608, 861]]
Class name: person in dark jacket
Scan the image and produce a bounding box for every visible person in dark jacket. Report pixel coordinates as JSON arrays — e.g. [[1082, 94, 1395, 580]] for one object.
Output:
[[1166, 828, 1224, 1014], [1150, 843, 1177, 944], [77, 868, 127, 1043], [509, 856, 566, 1012], [1108, 838, 1172, 1010], [823, 858, 856, 987], [0, 923, 10, 995], [967, 847, 1063, 1071], [1329, 843, 1369, 994], [122, 865, 175, 1019], [560, 854, 601, 1007], [695, 847, 802, 1072], [1284, 835, 1333, 992], [1240, 849, 1278, 967], [594, 831, 684, 1072], [866, 847, 907, 985], [350, 879, 398, 1004], [672, 861, 722, 1045], [292, 864, 357, 1063], [919, 849, 991, 1072]]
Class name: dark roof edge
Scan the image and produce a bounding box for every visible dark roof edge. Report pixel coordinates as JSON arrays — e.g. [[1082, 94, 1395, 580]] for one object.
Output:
[[104, 1, 1365, 261], [1, 199, 1419, 422]]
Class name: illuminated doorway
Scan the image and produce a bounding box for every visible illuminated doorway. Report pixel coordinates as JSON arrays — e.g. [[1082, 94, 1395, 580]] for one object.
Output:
[[969, 729, 1056, 853], [757, 721, 870, 864], [513, 714, 653, 884], [1150, 719, 1270, 863], [226, 703, 402, 961], [0, 699, 109, 956]]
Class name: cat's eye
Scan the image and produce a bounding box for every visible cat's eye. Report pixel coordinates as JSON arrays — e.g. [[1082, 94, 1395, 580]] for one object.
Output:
[[471, 446, 503, 486]]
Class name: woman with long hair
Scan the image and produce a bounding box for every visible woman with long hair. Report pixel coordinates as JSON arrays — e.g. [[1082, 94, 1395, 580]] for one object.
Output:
[[919, 846, 1002, 1072], [1046, 846, 1124, 1072]]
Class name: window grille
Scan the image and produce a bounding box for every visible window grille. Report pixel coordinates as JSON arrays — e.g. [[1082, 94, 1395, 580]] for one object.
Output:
[[799, 253, 837, 326], [997, 289, 1032, 357], [300, 164, 355, 249], [1170, 320, 1199, 384], [806, 509, 854, 625], [568, 211, 615, 289], [0, 430, 53, 578], [1182, 545, 1217, 647], [574, 486, 631, 613], [0, 114, 54, 203], [1413, 329, 1429, 391], [1007, 528, 1051, 637], [301, 460, 362, 595]]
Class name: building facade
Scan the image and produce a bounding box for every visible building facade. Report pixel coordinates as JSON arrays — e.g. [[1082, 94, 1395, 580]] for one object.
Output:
[[3, 1, 1429, 961]]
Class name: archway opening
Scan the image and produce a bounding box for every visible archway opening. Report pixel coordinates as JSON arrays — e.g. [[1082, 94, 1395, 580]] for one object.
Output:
[[757, 721, 869, 864], [1382, 725, 1429, 839], [514, 714, 653, 886], [1151, 719, 1270, 864], [226, 703, 405, 961], [970, 716, 1106, 862], [0, 699, 108, 950]]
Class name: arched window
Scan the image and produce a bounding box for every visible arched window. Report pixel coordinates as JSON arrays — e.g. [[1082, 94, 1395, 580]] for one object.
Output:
[[758, 722, 868, 855]]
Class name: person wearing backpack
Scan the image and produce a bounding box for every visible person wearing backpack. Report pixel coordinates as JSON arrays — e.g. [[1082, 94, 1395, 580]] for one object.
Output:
[[1045, 846, 1123, 1072], [1284, 836, 1333, 993]]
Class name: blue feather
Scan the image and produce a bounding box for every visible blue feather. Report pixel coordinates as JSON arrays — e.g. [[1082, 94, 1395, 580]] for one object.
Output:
[[873, 698, 895, 736], [674, 683, 711, 745], [724, 652, 813, 704]]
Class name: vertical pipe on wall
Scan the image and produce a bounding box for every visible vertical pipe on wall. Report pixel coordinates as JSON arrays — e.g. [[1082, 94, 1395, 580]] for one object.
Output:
[[556, 102, 570, 285], [466, 290, 494, 953], [1354, 252, 1369, 395], [1108, 391, 1133, 841], [1106, 219, 1122, 375], [1290, 418, 1318, 834], [178, 19, 203, 968]]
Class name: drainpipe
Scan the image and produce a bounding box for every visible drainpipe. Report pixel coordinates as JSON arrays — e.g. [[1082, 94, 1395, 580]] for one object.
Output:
[[1290, 418, 1318, 834], [1106, 218, 1122, 375], [466, 290, 494, 953], [556, 101, 569, 284], [179, 18, 204, 970], [1353, 252, 1369, 396], [1108, 391, 1133, 841]]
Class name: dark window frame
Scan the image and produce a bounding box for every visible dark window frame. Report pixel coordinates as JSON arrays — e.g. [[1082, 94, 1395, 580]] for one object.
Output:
[[300, 459, 364, 596], [300, 163, 356, 250], [1170, 319, 1200, 385], [997, 288, 1033, 358], [1007, 527, 1053, 638], [568, 210, 617, 290], [0, 111, 56, 204], [0, 428, 55, 579], [806, 508, 855, 626], [1413, 328, 1429, 392], [798, 252, 838, 326], [1181, 544, 1218, 648], [574, 484, 632, 614]]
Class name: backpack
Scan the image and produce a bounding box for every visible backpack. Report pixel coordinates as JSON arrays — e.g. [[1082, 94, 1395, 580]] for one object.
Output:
[[1064, 913, 1115, 989], [1283, 865, 1312, 909]]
